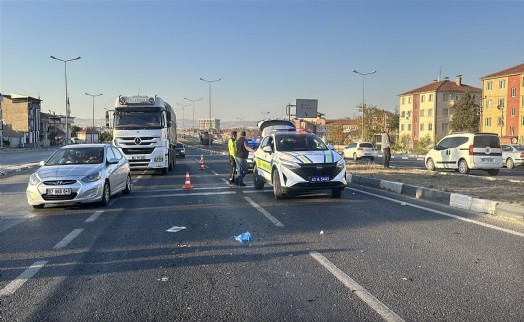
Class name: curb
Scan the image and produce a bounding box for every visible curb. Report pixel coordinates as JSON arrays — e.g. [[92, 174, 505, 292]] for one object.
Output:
[[348, 174, 524, 221]]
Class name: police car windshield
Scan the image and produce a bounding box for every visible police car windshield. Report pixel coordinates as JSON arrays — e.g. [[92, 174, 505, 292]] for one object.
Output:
[[275, 134, 327, 151]]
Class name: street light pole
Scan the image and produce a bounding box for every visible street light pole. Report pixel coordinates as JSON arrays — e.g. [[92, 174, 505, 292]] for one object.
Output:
[[497, 105, 504, 137], [176, 103, 190, 129], [184, 97, 203, 135], [352, 69, 376, 141], [200, 78, 221, 149], [85, 93, 103, 143], [50, 55, 81, 144]]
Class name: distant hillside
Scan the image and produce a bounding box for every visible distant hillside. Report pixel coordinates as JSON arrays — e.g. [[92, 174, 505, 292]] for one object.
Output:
[[74, 118, 259, 129]]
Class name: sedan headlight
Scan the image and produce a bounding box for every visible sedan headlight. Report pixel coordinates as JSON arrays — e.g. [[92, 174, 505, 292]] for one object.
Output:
[[336, 158, 346, 169], [82, 171, 102, 183], [29, 173, 41, 186], [281, 160, 300, 171]]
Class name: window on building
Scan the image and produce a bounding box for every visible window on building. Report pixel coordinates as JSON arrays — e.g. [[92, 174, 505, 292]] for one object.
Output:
[[420, 124, 424, 131], [428, 123, 433, 131], [499, 79, 506, 89], [414, 117, 418, 124], [407, 111, 411, 118], [442, 108, 449, 116], [421, 95, 425, 103], [429, 94, 433, 102], [401, 124, 405, 131], [511, 106, 516, 116], [408, 97, 411, 103], [401, 111, 405, 118], [402, 97, 405, 105], [487, 82, 493, 90], [498, 98, 505, 108], [455, 94, 461, 101], [522, 116, 524, 126], [442, 123, 448, 132], [443, 94, 449, 101], [511, 88, 517, 97], [486, 117, 491, 127], [420, 109, 425, 117], [428, 109, 433, 116], [498, 117, 504, 126], [486, 99, 492, 108], [510, 126, 515, 136], [408, 124, 411, 131]]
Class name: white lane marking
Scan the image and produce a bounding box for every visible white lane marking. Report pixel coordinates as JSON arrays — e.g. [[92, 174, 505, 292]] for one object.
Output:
[[211, 170, 219, 176], [135, 186, 231, 193], [85, 210, 103, 223], [53, 228, 84, 249], [310, 252, 405, 322], [121, 191, 236, 199], [221, 178, 230, 184], [242, 190, 272, 194], [243, 196, 284, 227], [348, 187, 524, 238], [132, 175, 142, 183], [0, 260, 49, 297]]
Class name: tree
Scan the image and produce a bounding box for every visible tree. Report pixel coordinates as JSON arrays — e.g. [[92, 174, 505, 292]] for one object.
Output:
[[71, 125, 81, 138], [450, 93, 479, 132], [99, 131, 113, 143], [327, 125, 345, 146]]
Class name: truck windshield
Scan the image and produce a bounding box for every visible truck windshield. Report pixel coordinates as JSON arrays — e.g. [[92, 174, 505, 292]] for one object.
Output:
[[114, 112, 163, 129]]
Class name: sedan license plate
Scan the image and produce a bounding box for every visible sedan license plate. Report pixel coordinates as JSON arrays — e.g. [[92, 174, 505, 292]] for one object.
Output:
[[131, 155, 146, 160], [309, 176, 330, 183], [481, 158, 494, 162], [47, 188, 72, 195]]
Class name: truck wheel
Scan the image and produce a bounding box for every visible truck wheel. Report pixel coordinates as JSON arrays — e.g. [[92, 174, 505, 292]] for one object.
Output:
[[272, 170, 286, 199]]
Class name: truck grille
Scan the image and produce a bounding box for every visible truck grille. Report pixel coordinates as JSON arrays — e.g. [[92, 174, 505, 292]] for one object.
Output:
[[122, 148, 155, 155]]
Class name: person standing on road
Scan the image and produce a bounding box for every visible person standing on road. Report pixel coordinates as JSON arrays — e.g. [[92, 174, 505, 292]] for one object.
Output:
[[235, 131, 254, 186], [381, 127, 392, 168], [227, 131, 238, 184]]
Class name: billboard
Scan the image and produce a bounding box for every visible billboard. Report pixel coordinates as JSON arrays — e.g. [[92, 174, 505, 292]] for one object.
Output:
[[295, 99, 318, 118]]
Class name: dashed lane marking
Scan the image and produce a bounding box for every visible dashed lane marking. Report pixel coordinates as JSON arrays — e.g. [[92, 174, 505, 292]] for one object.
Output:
[[53, 228, 84, 249], [243, 196, 284, 227], [0, 261, 48, 297]]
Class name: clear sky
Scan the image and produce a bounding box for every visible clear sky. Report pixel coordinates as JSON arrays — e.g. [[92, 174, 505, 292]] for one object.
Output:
[[1, 0, 523, 123]]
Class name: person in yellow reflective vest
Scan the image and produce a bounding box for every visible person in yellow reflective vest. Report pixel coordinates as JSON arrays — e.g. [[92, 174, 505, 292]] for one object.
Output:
[[228, 131, 238, 184]]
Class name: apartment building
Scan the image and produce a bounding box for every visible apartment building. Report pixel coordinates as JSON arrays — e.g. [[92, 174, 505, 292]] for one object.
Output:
[[1, 94, 42, 147], [480, 63, 524, 143], [398, 76, 481, 148]]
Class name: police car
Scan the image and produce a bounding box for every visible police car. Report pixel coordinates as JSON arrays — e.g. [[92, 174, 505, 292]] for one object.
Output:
[[252, 120, 347, 199]]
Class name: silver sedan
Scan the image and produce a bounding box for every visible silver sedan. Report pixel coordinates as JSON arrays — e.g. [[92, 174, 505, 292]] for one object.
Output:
[[502, 144, 524, 169], [26, 144, 131, 209]]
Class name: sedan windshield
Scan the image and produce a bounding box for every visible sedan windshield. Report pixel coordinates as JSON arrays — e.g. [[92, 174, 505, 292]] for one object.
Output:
[[276, 134, 327, 151], [46, 147, 105, 165]]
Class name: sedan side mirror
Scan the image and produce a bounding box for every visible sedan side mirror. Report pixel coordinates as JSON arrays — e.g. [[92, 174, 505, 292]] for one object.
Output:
[[107, 157, 119, 165]]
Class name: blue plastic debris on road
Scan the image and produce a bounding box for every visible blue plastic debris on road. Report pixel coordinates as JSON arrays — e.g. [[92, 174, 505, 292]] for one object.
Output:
[[233, 232, 251, 243]]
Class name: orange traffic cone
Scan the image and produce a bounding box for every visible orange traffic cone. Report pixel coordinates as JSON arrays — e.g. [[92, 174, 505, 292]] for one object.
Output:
[[182, 171, 193, 189], [199, 154, 205, 170]]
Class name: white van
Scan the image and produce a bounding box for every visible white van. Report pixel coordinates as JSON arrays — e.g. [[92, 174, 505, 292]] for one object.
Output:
[[425, 133, 502, 175]]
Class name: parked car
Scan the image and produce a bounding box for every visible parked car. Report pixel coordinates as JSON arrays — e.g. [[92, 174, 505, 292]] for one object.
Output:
[[175, 142, 186, 158], [253, 119, 347, 199], [502, 144, 524, 169], [246, 139, 260, 170], [425, 132, 502, 175], [343, 142, 375, 160], [26, 144, 131, 209]]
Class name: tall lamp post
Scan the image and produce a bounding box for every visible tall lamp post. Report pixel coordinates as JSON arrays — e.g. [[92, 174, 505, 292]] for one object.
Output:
[[85, 93, 103, 143], [176, 103, 189, 129], [50, 55, 81, 144], [200, 78, 221, 149], [497, 105, 504, 137], [352, 69, 376, 141], [184, 97, 203, 134]]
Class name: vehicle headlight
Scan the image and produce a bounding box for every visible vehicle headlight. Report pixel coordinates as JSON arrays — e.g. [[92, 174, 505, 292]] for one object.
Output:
[[154, 155, 164, 162], [29, 173, 41, 186], [281, 160, 300, 170], [336, 158, 346, 169], [82, 171, 102, 183]]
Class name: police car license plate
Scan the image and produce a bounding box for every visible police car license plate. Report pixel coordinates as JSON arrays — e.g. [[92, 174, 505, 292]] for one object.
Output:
[[47, 188, 72, 195], [309, 176, 330, 183]]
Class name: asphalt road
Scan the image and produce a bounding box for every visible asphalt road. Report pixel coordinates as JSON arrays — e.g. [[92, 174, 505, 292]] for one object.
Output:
[[1, 145, 523, 321]]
